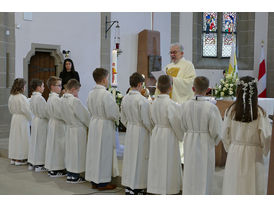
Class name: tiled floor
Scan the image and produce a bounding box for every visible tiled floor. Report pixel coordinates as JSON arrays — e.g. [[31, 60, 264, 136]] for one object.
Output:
[[0, 132, 270, 195]]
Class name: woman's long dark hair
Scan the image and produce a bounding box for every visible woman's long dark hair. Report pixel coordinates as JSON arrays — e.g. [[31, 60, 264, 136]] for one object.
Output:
[[227, 76, 265, 122], [62, 58, 76, 73]]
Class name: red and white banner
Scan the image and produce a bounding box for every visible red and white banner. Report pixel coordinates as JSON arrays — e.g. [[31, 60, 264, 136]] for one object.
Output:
[[258, 45, 267, 98]]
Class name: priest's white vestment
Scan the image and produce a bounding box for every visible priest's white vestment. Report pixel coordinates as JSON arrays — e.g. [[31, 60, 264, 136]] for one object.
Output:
[[121, 90, 152, 189]]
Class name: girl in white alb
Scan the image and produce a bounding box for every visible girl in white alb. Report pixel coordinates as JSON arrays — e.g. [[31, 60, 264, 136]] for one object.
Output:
[[8, 78, 32, 166], [222, 76, 271, 195]]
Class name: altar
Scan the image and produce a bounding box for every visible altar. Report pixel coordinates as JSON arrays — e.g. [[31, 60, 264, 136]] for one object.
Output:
[[215, 98, 274, 166]]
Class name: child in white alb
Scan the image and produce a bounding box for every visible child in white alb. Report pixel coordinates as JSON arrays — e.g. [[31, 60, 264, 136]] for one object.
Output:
[[61, 79, 90, 184], [28, 79, 49, 172], [8, 78, 32, 166]]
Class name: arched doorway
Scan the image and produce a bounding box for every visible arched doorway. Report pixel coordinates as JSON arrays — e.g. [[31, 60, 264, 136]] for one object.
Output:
[[23, 43, 64, 100], [28, 52, 56, 100]]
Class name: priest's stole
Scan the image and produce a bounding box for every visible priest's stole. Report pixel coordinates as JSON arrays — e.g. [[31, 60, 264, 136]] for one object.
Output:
[[166, 67, 180, 99]]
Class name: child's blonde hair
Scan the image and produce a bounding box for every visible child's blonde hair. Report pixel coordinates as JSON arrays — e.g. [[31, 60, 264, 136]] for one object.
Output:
[[47, 76, 61, 91]]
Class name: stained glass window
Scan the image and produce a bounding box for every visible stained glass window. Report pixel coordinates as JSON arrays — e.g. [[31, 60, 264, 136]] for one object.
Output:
[[222, 12, 237, 57], [202, 12, 237, 58], [202, 33, 217, 57], [203, 12, 217, 33], [202, 12, 217, 57]]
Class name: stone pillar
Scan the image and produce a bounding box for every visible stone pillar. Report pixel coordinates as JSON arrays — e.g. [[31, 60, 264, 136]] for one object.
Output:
[[0, 12, 15, 139], [171, 12, 179, 44]]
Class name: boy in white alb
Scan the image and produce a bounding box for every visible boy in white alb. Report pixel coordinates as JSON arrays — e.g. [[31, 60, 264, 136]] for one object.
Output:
[[85, 68, 119, 190], [61, 79, 90, 183], [28, 79, 49, 172], [45, 76, 66, 177], [121, 72, 152, 195], [147, 75, 183, 195], [180, 76, 222, 195]]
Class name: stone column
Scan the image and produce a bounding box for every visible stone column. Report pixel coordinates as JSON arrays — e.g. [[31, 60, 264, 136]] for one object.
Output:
[[0, 12, 15, 139]]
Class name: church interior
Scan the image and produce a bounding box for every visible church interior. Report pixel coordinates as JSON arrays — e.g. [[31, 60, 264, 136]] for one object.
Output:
[[0, 9, 274, 199]]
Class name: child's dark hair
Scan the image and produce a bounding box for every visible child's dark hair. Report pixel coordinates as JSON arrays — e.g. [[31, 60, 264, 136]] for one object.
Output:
[[10, 78, 26, 95], [93, 68, 109, 83], [157, 75, 171, 93], [30, 79, 43, 93], [227, 76, 265, 122], [129, 72, 145, 87], [193, 76, 209, 93], [66, 79, 81, 90], [47, 76, 61, 90]]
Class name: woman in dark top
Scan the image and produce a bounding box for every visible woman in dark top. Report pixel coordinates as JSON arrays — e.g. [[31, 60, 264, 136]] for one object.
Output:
[[59, 58, 80, 91]]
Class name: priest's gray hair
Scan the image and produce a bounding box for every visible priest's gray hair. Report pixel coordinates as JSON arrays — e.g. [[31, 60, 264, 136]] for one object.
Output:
[[170, 43, 184, 52]]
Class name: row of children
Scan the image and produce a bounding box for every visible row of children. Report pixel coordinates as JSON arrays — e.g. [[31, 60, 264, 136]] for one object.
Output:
[[8, 68, 119, 190], [8, 67, 272, 195]]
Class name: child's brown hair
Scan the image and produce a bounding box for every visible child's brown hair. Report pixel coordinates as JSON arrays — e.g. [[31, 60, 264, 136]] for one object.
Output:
[[157, 75, 172, 93], [129, 72, 145, 87], [193, 76, 209, 94], [227, 76, 265, 122], [10, 78, 26, 95], [92, 68, 109, 83], [30, 79, 43, 93]]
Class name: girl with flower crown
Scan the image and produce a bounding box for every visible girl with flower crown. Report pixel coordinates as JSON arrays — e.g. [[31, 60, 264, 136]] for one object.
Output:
[[222, 76, 271, 195]]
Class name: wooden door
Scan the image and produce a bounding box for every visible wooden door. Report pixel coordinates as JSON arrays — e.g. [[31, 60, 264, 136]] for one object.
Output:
[[28, 52, 56, 100]]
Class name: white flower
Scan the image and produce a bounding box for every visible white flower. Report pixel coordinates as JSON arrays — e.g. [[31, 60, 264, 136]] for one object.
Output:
[[215, 90, 218, 95], [223, 87, 227, 91], [226, 74, 232, 79], [220, 79, 224, 83], [229, 91, 233, 95], [219, 85, 222, 89], [221, 92, 224, 97], [230, 84, 234, 87], [229, 88, 233, 91], [225, 84, 229, 88], [117, 93, 123, 98]]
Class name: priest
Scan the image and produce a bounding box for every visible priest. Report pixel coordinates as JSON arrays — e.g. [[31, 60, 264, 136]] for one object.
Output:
[[156, 43, 196, 164]]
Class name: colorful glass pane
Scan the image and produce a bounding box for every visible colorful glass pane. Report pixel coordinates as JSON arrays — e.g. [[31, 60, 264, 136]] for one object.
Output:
[[222, 12, 236, 33], [222, 33, 236, 57], [203, 12, 217, 33], [202, 33, 217, 57]]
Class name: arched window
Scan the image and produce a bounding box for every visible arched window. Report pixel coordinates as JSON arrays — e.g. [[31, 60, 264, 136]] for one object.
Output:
[[202, 12, 237, 58], [222, 12, 237, 57]]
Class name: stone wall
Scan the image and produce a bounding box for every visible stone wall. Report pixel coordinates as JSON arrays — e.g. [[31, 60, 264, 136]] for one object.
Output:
[[0, 12, 15, 139]]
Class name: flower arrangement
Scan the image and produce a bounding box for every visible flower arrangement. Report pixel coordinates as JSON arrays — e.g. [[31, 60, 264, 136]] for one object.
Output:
[[108, 87, 123, 109], [214, 72, 238, 99], [107, 86, 126, 132]]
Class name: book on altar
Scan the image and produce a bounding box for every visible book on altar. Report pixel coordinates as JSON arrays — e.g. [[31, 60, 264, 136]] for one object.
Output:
[[166, 67, 180, 77], [151, 70, 166, 81]]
